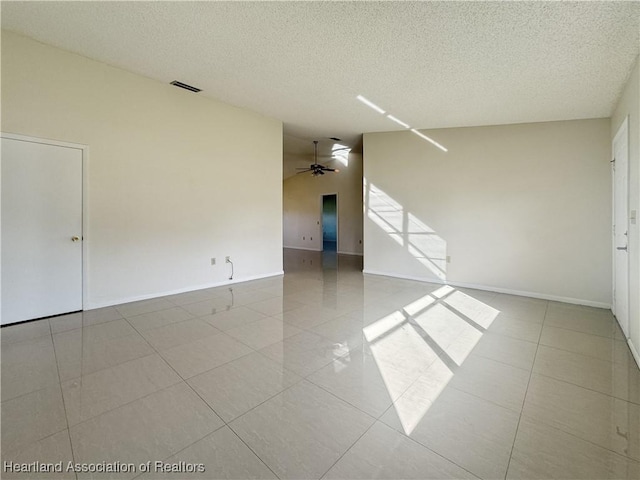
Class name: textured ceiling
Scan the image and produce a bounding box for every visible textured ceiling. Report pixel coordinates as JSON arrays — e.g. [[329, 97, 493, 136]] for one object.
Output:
[[2, 1, 639, 166]]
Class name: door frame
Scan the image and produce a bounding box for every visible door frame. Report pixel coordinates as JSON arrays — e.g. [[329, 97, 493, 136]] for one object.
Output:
[[611, 117, 629, 336], [320, 192, 338, 252], [1, 132, 89, 314]]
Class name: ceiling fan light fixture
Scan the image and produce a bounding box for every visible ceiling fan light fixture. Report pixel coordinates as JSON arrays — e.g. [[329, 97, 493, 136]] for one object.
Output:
[[296, 140, 340, 177]]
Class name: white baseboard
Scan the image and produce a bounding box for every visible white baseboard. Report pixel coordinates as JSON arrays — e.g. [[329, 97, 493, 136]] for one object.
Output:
[[362, 269, 611, 309], [628, 339, 640, 369], [338, 251, 364, 256], [84, 271, 285, 310], [283, 246, 322, 252]]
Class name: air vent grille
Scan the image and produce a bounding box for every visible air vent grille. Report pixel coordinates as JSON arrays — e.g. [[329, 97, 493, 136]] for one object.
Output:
[[170, 81, 201, 93]]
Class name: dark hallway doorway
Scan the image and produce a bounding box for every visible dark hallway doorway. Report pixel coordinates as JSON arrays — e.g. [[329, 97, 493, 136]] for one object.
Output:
[[322, 194, 337, 252]]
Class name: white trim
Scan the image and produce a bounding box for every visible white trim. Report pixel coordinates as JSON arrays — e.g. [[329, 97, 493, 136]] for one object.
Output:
[[362, 269, 612, 309], [84, 271, 284, 310], [1, 132, 90, 313], [338, 250, 364, 256], [1, 132, 87, 151], [283, 246, 322, 252], [628, 339, 640, 369]]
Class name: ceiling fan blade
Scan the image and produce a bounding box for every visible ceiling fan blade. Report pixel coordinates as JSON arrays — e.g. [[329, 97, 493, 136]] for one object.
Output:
[[297, 169, 313, 174], [321, 167, 339, 172]]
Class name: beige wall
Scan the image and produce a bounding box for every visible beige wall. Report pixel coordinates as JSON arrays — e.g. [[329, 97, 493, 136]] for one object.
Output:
[[364, 119, 612, 306], [283, 153, 363, 255], [612, 56, 640, 364], [1, 31, 283, 308]]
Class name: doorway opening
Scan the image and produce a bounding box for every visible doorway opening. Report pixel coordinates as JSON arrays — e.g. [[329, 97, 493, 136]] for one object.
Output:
[[322, 193, 337, 252]]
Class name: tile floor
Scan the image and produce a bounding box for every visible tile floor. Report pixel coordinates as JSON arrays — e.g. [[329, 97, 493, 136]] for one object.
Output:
[[1, 248, 639, 479]]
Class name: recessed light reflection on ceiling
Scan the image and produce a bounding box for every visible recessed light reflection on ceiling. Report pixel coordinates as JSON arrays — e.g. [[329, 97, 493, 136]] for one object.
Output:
[[386, 115, 410, 128], [410, 129, 448, 152], [356, 95, 386, 114]]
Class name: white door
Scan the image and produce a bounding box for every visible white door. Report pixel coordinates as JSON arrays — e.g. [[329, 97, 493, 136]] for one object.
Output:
[[612, 119, 629, 338], [1, 136, 83, 325]]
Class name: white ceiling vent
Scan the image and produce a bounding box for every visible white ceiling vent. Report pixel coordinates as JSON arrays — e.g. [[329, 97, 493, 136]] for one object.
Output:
[[170, 81, 201, 93]]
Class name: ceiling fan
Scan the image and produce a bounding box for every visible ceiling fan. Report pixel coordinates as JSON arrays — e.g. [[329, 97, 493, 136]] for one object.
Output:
[[296, 140, 340, 176]]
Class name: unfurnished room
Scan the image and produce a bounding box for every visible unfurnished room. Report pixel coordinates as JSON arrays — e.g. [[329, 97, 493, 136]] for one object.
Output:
[[1, 1, 639, 479]]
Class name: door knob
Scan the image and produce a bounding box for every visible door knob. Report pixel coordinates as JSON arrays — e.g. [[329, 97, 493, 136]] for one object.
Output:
[[616, 246, 627, 251], [71, 236, 80, 242]]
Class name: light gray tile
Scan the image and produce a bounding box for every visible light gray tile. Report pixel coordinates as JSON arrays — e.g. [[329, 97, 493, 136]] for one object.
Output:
[[523, 374, 640, 461], [1, 335, 59, 401], [508, 416, 640, 479], [1, 430, 75, 480], [72, 319, 138, 344], [62, 353, 181, 426], [488, 295, 547, 323], [228, 289, 276, 307], [160, 332, 252, 379], [137, 426, 276, 479], [245, 297, 305, 316], [540, 325, 617, 362], [378, 358, 455, 435], [307, 348, 417, 418], [50, 308, 125, 333], [225, 316, 302, 350], [259, 331, 354, 377], [381, 386, 519, 480], [441, 289, 502, 329], [230, 380, 374, 479], [324, 421, 476, 479], [345, 303, 399, 326], [199, 306, 268, 331], [81, 306, 124, 326], [364, 313, 440, 378], [54, 329, 154, 381], [448, 354, 530, 412], [279, 304, 344, 329], [311, 314, 368, 350], [115, 298, 175, 318], [1, 319, 50, 345], [164, 289, 224, 306], [139, 318, 221, 351], [181, 298, 237, 317], [486, 315, 543, 343], [69, 383, 224, 480], [534, 345, 640, 403], [50, 312, 83, 333], [471, 332, 537, 371], [1, 385, 67, 456], [545, 306, 616, 338], [405, 300, 486, 367], [126, 307, 193, 331], [188, 351, 301, 422], [546, 302, 614, 321]]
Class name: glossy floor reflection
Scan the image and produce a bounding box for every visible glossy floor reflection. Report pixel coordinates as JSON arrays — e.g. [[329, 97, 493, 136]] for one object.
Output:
[[1, 248, 639, 479]]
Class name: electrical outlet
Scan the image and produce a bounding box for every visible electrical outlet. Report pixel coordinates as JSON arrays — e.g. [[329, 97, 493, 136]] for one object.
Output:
[[211, 257, 216, 265], [225, 256, 231, 263]]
